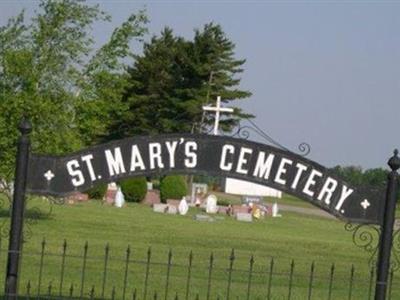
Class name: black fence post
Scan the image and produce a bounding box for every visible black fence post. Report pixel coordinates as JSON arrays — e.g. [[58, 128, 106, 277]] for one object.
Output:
[[4, 119, 32, 299], [375, 149, 400, 300]]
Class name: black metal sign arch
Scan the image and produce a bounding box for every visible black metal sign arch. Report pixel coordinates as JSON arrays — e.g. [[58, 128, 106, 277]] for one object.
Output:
[[27, 133, 382, 224], [4, 120, 400, 300]]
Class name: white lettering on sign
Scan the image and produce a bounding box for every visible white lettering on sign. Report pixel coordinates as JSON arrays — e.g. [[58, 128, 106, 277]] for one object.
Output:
[[57, 137, 365, 221], [274, 158, 293, 185], [184, 142, 197, 168], [317, 177, 338, 205], [166, 141, 178, 168], [335, 185, 353, 211], [303, 169, 323, 197], [220, 145, 235, 171], [236, 147, 253, 175], [66, 159, 85, 187], [253, 152, 275, 179], [105, 147, 126, 176], [130, 145, 145, 171], [81, 154, 96, 181], [291, 163, 308, 189], [149, 143, 164, 169]]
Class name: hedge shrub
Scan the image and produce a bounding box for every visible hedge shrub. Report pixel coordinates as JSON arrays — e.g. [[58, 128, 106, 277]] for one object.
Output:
[[85, 183, 107, 200], [119, 177, 147, 203], [160, 175, 188, 202]]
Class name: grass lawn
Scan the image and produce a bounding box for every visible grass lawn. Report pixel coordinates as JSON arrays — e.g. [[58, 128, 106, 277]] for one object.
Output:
[[0, 195, 397, 299]]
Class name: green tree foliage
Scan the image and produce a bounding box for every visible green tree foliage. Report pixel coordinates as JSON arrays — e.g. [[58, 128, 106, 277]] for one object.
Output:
[[160, 175, 188, 202], [330, 166, 388, 190], [107, 24, 252, 138], [0, 0, 148, 195], [192, 23, 253, 132], [119, 177, 147, 203]]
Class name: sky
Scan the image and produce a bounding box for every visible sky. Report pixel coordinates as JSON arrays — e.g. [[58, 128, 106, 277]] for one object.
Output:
[[1, 0, 399, 169]]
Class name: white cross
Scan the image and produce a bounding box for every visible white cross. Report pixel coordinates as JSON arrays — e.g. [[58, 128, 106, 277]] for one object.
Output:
[[361, 199, 370, 210], [203, 96, 234, 135], [44, 170, 55, 181]]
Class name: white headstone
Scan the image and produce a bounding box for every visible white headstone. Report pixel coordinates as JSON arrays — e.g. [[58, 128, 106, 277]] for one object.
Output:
[[105, 182, 118, 204], [167, 205, 178, 214], [178, 197, 189, 215], [236, 213, 253, 222], [108, 182, 117, 189], [147, 182, 153, 190], [153, 203, 168, 213], [206, 194, 218, 214], [272, 202, 282, 217], [115, 187, 125, 208]]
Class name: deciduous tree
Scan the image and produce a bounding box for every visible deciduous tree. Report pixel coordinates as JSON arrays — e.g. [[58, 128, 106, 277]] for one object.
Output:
[[0, 0, 148, 197]]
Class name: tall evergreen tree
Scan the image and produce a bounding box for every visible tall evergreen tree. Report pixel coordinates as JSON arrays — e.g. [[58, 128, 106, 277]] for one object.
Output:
[[107, 28, 191, 138], [107, 23, 252, 138], [190, 23, 252, 132]]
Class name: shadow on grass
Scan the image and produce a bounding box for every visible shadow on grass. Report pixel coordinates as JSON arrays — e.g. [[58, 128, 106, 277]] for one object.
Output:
[[0, 208, 52, 220]]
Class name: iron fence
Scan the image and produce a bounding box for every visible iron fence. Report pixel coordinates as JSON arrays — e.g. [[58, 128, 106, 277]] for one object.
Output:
[[0, 238, 399, 299]]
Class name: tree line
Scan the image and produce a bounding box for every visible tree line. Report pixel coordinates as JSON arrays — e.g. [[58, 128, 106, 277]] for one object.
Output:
[[329, 165, 388, 192]]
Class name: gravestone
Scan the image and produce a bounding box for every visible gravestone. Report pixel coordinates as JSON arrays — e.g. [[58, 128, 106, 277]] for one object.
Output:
[[143, 190, 160, 206], [178, 197, 189, 215], [167, 199, 180, 208], [236, 213, 253, 222], [166, 205, 178, 214], [153, 203, 168, 213], [146, 182, 153, 190], [66, 191, 89, 203], [115, 187, 125, 208], [194, 214, 214, 222], [218, 206, 230, 215], [206, 194, 218, 214], [104, 182, 118, 204], [272, 202, 282, 217], [191, 183, 208, 204], [232, 205, 250, 215]]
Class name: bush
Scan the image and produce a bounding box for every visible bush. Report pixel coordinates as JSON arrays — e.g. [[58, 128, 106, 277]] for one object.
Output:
[[217, 198, 232, 207], [85, 183, 107, 200], [119, 177, 147, 203], [160, 175, 188, 203]]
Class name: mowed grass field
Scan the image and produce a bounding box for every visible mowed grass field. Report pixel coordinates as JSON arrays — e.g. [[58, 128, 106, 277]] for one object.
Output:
[[0, 195, 398, 299]]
